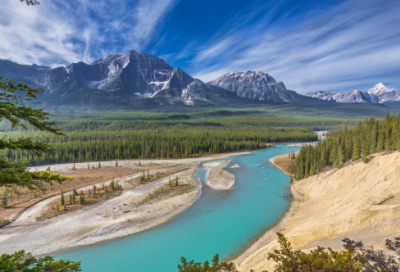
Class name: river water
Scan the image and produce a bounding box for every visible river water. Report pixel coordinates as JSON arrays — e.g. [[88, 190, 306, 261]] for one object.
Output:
[[56, 143, 301, 271]]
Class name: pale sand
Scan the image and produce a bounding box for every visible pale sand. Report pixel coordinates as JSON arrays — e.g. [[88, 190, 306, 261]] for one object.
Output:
[[205, 161, 235, 190], [0, 166, 201, 256], [236, 151, 400, 272], [230, 163, 241, 169]]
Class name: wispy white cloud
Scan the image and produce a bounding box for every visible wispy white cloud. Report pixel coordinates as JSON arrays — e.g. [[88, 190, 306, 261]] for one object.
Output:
[[0, 0, 176, 67], [190, 0, 400, 93]]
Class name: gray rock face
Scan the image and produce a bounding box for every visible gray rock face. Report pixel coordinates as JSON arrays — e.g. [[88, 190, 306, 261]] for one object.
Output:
[[208, 71, 289, 102], [307, 83, 399, 104], [180, 79, 245, 105], [38, 50, 194, 97], [306, 91, 337, 101]]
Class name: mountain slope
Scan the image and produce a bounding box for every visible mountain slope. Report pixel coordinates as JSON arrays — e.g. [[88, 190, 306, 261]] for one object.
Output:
[[0, 58, 50, 86], [37, 50, 194, 97], [208, 71, 291, 102]]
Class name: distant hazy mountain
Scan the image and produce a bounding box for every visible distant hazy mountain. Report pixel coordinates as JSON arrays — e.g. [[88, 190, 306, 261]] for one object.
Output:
[[207, 71, 292, 103], [0, 58, 50, 86], [307, 83, 400, 104]]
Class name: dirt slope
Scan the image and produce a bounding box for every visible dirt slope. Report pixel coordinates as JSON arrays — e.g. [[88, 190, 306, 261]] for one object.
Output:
[[236, 151, 400, 272]]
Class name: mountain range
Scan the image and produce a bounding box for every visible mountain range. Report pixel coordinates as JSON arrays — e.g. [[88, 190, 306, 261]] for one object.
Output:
[[0, 51, 312, 108], [306, 83, 400, 104], [0, 51, 399, 111]]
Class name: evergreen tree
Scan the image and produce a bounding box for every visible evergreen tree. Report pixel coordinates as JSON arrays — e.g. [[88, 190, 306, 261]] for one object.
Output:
[[60, 189, 64, 206], [0, 189, 7, 208], [79, 191, 83, 205], [291, 114, 400, 180], [175, 176, 179, 186], [0, 76, 69, 190]]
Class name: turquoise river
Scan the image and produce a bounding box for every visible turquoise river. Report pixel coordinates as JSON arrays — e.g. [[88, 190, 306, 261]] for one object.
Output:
[[56, 143, 301, 271]]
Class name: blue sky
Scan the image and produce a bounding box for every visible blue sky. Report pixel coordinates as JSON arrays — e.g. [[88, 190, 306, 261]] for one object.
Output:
[[1, 0, 400, 94]]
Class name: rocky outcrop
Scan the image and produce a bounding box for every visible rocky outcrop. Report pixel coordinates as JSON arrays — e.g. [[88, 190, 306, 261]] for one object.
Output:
[[307, 83, 399, 104], [208, 70, 290, 102]]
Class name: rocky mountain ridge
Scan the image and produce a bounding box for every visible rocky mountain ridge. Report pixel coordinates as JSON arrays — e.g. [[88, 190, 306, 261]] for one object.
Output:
[[36, 50, 195, 97], [307, 83, 400, 103], [2, 52, 396, 110], [0, 53, 303, 106], [208, 70, 290, 103]]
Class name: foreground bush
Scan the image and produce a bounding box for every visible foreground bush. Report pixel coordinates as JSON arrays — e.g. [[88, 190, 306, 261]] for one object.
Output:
[[179, 233, 400, 272], [268, 233, 399, 271], [178, 254, 237, 272], [0, 251, 81, 272]]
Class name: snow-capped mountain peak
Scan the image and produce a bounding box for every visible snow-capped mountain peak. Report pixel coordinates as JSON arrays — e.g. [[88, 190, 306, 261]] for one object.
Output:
[[366, 83, 400, 102], [367, 83, 393, 94]]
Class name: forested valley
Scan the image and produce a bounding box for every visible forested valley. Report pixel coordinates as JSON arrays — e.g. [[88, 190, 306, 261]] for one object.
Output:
[[1, 114, 357, 166]]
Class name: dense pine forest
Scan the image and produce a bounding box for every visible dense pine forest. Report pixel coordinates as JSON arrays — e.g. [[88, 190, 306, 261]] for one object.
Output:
[[290, 112, 400, 180], [1, 113, 362, 166], [5, 126, 316, 165]]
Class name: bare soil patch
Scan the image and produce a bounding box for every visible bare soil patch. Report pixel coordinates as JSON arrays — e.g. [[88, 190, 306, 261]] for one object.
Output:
[[0, 164, 173, 224]]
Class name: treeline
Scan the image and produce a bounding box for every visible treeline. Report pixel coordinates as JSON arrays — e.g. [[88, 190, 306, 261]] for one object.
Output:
[[5, 127, 317, 165], [0, 117, 358, 133], [290, 112, 400, 179]]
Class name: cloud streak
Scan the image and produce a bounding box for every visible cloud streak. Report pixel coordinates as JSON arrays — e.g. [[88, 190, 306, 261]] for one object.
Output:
[[189, 0, 400, 93], [0, 0, 176, 67]]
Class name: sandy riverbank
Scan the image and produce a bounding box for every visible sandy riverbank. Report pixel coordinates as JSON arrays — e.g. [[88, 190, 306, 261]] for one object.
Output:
[[30, 152, 251, 172], [236, 151, 400, 272], [0, 166, 201, 256], [0, 151, 248, 256], [269, 154, 292, 175], [204, 161, 235, 190]]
